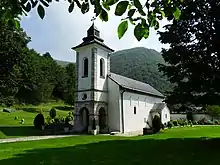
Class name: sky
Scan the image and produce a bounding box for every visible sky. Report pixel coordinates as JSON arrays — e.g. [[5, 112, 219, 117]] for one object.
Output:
[[21, 1, 170, 62]]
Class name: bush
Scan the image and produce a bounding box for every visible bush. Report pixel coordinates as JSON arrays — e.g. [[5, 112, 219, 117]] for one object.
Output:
[[186, 111, 194, 121], [214, 120, 219, 125], [152, 115, 161, 133], [188, 120, 193, 126], [49, 108, 56, 119], [33, 113, 45, 129], [167, 121, 173, 129], [172, 120, 179, 126], [65, 113, 74, 125], [193, 121, 198, 125]]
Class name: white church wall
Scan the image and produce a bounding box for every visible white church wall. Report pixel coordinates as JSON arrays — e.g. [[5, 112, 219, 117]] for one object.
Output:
[[95, 45, 109, 91], [77, 91, 92, 101], [108, 78, 121, 132], [77, 45, 92, 90], [94, 91, 108, 102], [123, 92, 164, 133], [161, 106, 171, 124]]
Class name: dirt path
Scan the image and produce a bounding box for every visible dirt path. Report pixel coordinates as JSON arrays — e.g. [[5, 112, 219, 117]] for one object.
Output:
[[0, 135, 76, 144]]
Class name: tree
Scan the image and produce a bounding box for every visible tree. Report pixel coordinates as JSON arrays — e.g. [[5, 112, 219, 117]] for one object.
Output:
[[1, 0, 184, 41], [158, 0, 220, 106], [0, 20, 30, 105], [64, 63, 75, 105], [205, 105, 220, 120]]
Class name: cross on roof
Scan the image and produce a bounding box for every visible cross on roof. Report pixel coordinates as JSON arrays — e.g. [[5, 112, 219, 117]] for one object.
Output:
[[91, 16, 96, 23]]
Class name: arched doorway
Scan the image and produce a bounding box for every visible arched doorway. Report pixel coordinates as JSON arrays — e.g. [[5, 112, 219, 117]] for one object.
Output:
[[99, 108, 106, 133], [79, 108, 89, 132]]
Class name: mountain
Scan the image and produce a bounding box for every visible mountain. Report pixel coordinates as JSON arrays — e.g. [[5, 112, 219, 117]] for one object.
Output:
[[55, 47, 173, 94], [110, 47, 173, 94], [55, 60, 73, 67]]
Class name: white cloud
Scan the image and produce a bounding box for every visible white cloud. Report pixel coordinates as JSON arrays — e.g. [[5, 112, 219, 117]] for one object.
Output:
[[21, 1, 170, 62]]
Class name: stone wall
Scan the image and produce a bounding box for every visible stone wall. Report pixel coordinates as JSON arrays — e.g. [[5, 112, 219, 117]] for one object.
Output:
[[170, 113, 212, 121]]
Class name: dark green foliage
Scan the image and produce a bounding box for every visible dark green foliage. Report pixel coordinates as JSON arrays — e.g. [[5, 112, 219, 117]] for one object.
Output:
[[65, 112, 74, 125], [110, 47, 173, 94], [193, 121, 198, 125], [152, 115, 161, 133], [49, 108, 56, 119], [205, 105, 220, 119], [158, 0, 220, 106], [186, 111, 194, 121], [33, 113, 45, 129], [172, 120, 178, 126], [167, 121, 173, 129]]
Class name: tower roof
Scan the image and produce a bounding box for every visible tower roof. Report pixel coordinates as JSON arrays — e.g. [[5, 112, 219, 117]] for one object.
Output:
[[72, 23, 114, 52]]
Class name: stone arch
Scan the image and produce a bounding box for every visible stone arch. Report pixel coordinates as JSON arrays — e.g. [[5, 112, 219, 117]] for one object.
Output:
[[79, 107, 89, 132]]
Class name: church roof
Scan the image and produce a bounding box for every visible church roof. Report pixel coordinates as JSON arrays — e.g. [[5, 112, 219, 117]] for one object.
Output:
[[151, 103, 167, 112], [72, 23, 114, 52], [108, 73, 164, 98]]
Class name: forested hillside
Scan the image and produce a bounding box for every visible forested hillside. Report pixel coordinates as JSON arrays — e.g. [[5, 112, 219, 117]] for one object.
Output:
[[110, 47, 173, 94], [0, 21, 75, 106]]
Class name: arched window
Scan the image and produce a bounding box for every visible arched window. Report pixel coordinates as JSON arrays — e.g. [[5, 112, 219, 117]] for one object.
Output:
[[83, 58, 88, 77], [100, 58, 105, 78]]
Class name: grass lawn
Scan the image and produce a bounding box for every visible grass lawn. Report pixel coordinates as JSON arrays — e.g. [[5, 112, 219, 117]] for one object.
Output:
[[0, 126, 220, 165], [0, 102, 73, 138]]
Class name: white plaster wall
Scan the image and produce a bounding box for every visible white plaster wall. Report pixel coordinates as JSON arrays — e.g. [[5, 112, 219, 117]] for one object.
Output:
[[94, 91, 108, 102], [161, 106, 171, 124], [170, 114, 212, 121], [76, 45, 93, 90], [108, 78, 121, 132], [77, 91, 92, 101], [95, 45, 110, 91], [123, 92, 164, 133]]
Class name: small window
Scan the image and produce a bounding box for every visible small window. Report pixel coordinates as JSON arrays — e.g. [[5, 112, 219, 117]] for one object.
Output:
[[130, 96, 132, 106], [134, 106, 136, 114], [100, 58, 105, 78], [83, 58, 88, 77], [165, 114, 167, 119]]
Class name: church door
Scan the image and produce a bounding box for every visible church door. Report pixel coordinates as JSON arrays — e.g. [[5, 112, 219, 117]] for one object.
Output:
[[99, 108, 106, 133], [79, 108, 89, 132]]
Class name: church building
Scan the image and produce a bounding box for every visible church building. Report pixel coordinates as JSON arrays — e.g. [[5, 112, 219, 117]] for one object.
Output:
[[72, 23, 170, 134]]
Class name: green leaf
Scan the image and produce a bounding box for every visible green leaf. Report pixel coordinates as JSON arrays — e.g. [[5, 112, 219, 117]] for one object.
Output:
[[160, 10, 165, 17], [154, 20, 159, 30], [68, 2, 75, 13], [74, 0, 82, 8], [99, 8, 108, 21], [173, 7, 181, 20], [129, 18, 135, 25], [134, 0, 146, 16], [128, 9, 136, 18], [106, 0, 118, 6], [134, 23, 144, 41], [81, 2, 89, 14], [115, 1, 129, 16], [102, 2, 110, 11], [25, 2, 32, 12], [14, 20, 20, 29], [37, 4, 45, 19], [118, 20, 128, 39], [40, 0, 49, 7]]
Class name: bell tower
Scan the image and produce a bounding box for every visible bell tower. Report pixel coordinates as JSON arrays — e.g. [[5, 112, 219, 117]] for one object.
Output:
[[72, 22, 114, 133]]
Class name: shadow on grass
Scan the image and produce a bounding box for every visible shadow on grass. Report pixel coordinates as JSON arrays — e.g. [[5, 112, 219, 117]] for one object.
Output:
[[53, 106, 73, 111], [0, 126, 43, 137], [0, 137, 220, 165]]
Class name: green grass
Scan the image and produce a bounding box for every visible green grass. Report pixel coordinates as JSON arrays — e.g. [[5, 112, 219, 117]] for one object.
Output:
[[0, 102, 73, 138], [0, 126, 220, 165]]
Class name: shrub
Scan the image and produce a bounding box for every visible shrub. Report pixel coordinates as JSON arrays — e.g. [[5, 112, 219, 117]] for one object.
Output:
[[65, 113, 74, 125], [214, 120, 219, 125], [205, 105, 220, 119], [172, 120, 178, 126], [161, 123, 165, 130], [186, 111, 194, 121], [49, 108, 56, 119], [188, 120, 193, 126], [184, 120, 188, 126], [193, 121, 198, 125], [167, 121, 173, 129], [152, 115, 161, 133], [33, 113, 45, 129]]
